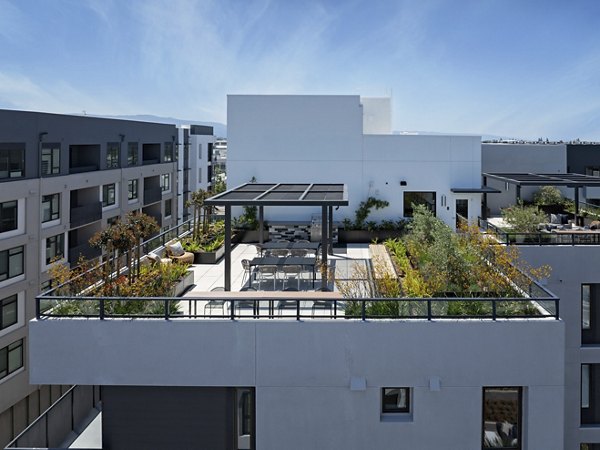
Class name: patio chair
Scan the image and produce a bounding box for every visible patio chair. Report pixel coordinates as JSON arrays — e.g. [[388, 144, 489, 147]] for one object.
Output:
[[165, 239, 194, 264], [256, 265, 278, 290], [278, 287, 299, 316], [236, 287, 257, 316], [290, 248, 308, 257], [312, 298, 334, 317], [241, 259, 252, 286], [204, 286, 226, 316], [282, 265, 303, 290], [275, 239, 290, 243], [271, 249, 289, 258]]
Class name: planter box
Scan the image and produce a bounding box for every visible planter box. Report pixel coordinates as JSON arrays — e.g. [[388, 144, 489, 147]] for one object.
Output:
[[233, 229, 270, 243], [171, 270, 195, 297], [338, 229, 404, 244], [193, 245, 225, 264]]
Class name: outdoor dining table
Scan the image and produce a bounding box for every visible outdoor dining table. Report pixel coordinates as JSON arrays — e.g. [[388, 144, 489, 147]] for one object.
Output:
[[256, 242, 320, 255], [248, 256, 318, 288]]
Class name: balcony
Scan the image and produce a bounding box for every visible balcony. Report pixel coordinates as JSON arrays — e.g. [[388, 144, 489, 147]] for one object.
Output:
[[69, 144, 100, 175], [68, 243, 102, 265], [143, 187, 161, 205], [70, 202, 102, 228]]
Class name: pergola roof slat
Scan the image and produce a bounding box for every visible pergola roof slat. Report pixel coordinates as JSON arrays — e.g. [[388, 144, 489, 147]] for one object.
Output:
[[483, 172, 600, 187]]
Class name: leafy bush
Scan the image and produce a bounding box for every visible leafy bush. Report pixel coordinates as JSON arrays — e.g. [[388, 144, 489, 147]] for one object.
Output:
[[501, 202, 548, 233], [533, 186, 564, 206]]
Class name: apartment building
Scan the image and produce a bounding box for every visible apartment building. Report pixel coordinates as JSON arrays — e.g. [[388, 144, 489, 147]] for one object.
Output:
[[483, 142, 600, 449], [0, 109, 178, 447], [227, 95, 484, 229], [177, 125, 215, 223]]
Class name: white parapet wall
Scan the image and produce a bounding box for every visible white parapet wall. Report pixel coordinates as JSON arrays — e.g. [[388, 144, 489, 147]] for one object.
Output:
[[30, 318, 565, 449]]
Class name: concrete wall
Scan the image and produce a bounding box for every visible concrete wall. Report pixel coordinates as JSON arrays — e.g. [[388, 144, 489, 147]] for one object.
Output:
[[227, 95, 481, 228], [30, 318, 565, 449], [518, 246, 600, 449], [482, 144, 567, 215], [361, 97, 392, 135]]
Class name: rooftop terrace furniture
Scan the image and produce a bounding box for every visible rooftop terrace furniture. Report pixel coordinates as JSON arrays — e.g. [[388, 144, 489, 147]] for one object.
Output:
[[282, 265, 303, 290], [165, 239, 194, 264], [256, 265, 278, 291], [204, 287, 226, 316]]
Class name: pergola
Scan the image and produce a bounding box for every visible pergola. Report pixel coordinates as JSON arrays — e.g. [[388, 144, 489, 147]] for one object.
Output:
[[204, 183, 349, 291], [482, 172, 600, 222]]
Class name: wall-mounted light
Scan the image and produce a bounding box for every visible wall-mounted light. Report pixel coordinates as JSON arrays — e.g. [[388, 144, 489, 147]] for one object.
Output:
[[119, 134, 125, 142], [441, 195, 447, 207], [38, 131, 48, 142], [400, 180, 407, 186]]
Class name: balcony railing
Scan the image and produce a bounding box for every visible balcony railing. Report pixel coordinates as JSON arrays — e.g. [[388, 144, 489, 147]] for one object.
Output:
[[478, 217, 600, 245], [70, 202, 102, 228], [35, 295, 559, 321]]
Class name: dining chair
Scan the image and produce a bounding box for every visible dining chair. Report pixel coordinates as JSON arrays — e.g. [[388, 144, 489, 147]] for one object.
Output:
[[271, 249, 289, 258], [278, 287, 299, 316], [204, 287, 226, 316], [241, 259, 252, 286], [257, 265, 278, 290], [282, 265, 303, 290], [237, 287, 257, 317]]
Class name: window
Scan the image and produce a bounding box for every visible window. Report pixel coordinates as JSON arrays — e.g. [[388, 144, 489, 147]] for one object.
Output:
[[482, 387, 521, 449], [164, 199, 172, 218], [404, 192, 436, 217], [160, 174, 171, 193], [0, 339, 24, 380], [0, 201, 17, 233], [583, 365, 590, 409], [42, 193, 60, 223], [107, 216, 120, 226], [45, 233, 65, 265], [0, 246, 24, 282], [0, 146, 25, 179], [102, 183, 116, 207], [583, 284, 591, 330], [106, 142, 120, 169], [41, 144, 60, 175], [127, 142, 138, 166], [128, 179, 138, 201], [198, 143, 202, 160], [198, 168, 202, 184], [164, 142, 173, 162], [381, 387, 410, 413], [586, 167, 600, 178], [0, 295, 17, 330]]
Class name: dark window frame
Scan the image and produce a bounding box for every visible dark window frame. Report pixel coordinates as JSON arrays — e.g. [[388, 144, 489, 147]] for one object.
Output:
[[0, 146, 25, 180], [164, 142, 174, 162], [160, 174, 171, 192], [482, 386, 522, 449], [0, 294, 17, 330], [583, 284, 591, 331], [45, 233, 65, 265], [381, 387, 410, 414], [164, 199, 172, 218], [0, 246, 24, 282], [41, 144, 60, 176], [102, 183, 116, 207], [41, 193, 60, 223], [106, 142, 120, 169], [0, 338, 24, 380], [127, 142, 138, 166], [403, 191, 436, 218], [0, 200, 18, 233], [128, 179, 139, 201]]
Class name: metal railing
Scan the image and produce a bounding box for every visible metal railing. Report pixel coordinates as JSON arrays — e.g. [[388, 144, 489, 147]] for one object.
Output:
[[478, 217, 600, 245], [70, 202, 102, 228], [36, 294, 559, 321], [5, 385, 101, 450]]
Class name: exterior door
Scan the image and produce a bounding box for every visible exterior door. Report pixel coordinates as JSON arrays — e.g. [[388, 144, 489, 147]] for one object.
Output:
[[456, 199, 469, 228]]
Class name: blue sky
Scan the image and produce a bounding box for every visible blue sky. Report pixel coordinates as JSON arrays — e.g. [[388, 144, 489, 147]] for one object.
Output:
[[1, 0, 599, 139]]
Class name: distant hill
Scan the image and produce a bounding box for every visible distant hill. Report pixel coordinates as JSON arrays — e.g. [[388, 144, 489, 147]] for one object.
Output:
[[92, 114, 227, 137], [393, 130, 513, 141]]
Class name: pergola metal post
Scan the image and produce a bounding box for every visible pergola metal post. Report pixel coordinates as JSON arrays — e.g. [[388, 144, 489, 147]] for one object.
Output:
[[225, 205, 231, 291], [259, 206, 264, 245], [328, 205, 333, 255], [482, 176, 488, 220], [574, 187, 580, 226], [321, 205, 328, 290]]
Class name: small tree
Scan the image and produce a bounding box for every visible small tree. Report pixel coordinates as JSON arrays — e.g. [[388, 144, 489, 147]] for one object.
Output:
[[501, 202, 547, 233], [187, 189, 213, 241], [126, 212, 159, 279], [533, 186, 564, 206]]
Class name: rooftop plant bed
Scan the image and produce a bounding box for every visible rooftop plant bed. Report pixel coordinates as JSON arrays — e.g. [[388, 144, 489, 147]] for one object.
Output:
[[339, 197, 408, 243], [337, 205, 552, 318], [182, 220, 226, 264]]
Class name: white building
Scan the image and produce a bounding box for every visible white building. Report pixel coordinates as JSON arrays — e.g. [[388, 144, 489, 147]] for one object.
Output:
[[227, 95, 483, 229], [177, 125, 215, 223]]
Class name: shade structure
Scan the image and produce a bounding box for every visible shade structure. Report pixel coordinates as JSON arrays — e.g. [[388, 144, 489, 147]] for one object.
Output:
[[204, 183, 349, 291]]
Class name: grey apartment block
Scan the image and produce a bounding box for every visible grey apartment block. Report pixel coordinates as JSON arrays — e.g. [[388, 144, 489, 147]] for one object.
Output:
[[0, 109, 178, 447]]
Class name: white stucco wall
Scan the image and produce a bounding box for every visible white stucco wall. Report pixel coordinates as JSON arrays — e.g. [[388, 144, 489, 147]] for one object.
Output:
[[30, 318, 564, 449], [227, 95, 482, 228], [361, 97, 392, 135]]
